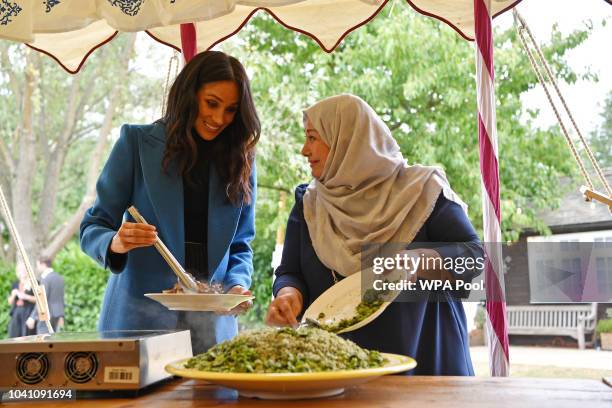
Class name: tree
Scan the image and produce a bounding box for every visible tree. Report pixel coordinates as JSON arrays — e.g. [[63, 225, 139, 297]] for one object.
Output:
[[590, 90, 612, 168], [0, 33, 162, 263], [223, 3, 596, 241], [219, 1, 597, 323]]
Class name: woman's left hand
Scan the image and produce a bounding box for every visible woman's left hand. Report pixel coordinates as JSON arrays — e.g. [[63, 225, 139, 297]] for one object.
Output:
[[218, 285, 253, 315]]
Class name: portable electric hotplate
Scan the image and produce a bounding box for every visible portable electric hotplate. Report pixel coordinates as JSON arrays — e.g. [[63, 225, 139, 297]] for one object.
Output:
[[0, 330, 192, 396]]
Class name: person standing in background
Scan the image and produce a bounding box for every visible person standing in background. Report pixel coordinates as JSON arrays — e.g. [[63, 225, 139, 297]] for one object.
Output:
[[7, 263, 36, 337], [26, 258, 65, 334]]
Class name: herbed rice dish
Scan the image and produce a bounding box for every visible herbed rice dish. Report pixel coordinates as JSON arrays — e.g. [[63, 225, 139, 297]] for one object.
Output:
[[184, 327, 387, 373], [163, 281, 223, 294]]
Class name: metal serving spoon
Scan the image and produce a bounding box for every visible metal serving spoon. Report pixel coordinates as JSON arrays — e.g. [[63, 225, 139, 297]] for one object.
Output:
[[127, 206, 200, 293]]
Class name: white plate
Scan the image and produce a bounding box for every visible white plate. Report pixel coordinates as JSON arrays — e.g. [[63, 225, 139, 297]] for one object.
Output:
[[144, 293, 254, 312], [165, 353, 416, 399], [302, 268, 406, 333]]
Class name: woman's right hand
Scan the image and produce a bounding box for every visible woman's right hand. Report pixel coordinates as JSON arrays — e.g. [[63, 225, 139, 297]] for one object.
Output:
[[265, 287, 303, 327], [109, 222, 158, 254]]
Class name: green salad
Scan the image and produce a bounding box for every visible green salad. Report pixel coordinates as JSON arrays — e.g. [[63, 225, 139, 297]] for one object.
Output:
[[317, 288, 387, 333], [318, 299, 384, 333], [184, 327, 387, 373]]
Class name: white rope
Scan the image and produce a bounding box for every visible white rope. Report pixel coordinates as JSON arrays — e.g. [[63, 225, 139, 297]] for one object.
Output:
[[0, 184, 53, 334], [514, 20, 593, 190], [160, 51, 180, 119], [513, 10, 611, 198]]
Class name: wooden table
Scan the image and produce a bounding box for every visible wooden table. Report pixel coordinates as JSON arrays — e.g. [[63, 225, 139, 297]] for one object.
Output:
[[3, 376, 610, 407]]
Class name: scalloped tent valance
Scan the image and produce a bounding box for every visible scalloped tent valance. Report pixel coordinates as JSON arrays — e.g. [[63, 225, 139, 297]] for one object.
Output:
[[0, 0, 523, 73]]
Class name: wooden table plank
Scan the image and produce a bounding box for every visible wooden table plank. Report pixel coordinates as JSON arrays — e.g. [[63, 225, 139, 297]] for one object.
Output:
[[3, 376, 610, 407]]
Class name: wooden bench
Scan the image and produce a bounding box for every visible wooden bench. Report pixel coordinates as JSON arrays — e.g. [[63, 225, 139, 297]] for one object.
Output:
[[507, 303, 598, 349]]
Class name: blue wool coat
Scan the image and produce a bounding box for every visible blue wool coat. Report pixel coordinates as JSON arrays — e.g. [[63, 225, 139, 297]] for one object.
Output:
[[80, 123, 255, 342]]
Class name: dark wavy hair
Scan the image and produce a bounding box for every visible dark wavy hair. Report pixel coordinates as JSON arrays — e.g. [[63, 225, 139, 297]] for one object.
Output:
[[160, 51, 260, 205]]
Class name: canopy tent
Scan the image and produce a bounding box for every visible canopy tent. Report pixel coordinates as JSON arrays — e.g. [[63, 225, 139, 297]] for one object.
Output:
[[1, 0, 610, 378], [1, 0, 522, 73]]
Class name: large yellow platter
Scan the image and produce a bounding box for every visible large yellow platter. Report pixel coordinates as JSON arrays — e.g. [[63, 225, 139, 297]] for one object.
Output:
[[165, 353, 416, 399]]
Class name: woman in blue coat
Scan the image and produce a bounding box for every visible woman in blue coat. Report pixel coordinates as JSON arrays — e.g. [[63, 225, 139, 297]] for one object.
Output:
[[266, 94, 481, 375], [80, 51, 260, 354]]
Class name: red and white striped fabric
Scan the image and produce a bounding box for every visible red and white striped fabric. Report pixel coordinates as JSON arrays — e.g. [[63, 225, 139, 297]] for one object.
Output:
[[181, 23, 197, 63], [474, 0, 510, 376]]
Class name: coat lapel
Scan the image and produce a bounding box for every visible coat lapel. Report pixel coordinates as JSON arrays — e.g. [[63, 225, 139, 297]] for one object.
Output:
[[138, 124, 242, 280], [138, 124, 185, 266], [208, 165, 242, 281]]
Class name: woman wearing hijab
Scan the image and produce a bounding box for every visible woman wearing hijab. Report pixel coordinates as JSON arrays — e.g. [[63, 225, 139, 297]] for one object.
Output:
[[266, 94, 481, 375], [80, 51, 259, 354]]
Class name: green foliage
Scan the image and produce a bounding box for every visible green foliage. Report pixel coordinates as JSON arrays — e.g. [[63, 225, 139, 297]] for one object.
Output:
[[0, 242, 107, 339], [223, 2, 595, 245], [0, 3, 601, 331], [222, 2, 596, 324], [52, 242, 107, 332], [0, 261, 16, 339], [596, 319, 612, 334], [590, 90, 612, 168], [0, 34, 162, 262], [239, 188, 280, 328], [474, 303, 486, 330]]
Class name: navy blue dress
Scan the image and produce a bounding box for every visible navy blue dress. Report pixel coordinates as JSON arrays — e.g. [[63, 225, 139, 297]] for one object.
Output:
[[273, 184, 482, 376]]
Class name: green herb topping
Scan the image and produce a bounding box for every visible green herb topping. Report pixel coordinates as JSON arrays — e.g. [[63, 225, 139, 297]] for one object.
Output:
[[184, 327, 387, 373]]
